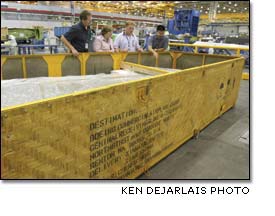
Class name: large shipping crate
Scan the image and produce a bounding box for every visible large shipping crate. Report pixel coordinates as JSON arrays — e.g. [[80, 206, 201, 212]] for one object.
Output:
[[1, 52, 245, 179]]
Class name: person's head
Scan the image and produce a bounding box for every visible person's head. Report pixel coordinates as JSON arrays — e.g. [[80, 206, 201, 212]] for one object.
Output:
[[156, 25, 165, 37], [101, 26, 113, 39], [125, 22, 135, 35], [80, 10, 92, 27]]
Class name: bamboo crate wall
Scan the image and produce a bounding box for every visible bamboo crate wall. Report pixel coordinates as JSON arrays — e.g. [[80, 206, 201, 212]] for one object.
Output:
[[1, 52, 245, 179]]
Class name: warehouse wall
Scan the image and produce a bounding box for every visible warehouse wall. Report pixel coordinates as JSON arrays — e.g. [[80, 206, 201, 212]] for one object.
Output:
[[238, 26, 249, 34], [1, 19, 70, 28]]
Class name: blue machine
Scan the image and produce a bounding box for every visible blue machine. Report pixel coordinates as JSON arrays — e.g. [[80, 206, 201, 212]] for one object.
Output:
[[167, 9, 200, 52], [167, 9, 200, 36], [54, 27, 71, 38]]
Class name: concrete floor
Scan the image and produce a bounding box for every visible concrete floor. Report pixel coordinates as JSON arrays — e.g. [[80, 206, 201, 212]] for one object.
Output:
[[139, 80, 249, 179]]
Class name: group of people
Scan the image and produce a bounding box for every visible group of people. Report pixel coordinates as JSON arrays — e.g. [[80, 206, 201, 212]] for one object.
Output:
[[61, 10, 169, 59]]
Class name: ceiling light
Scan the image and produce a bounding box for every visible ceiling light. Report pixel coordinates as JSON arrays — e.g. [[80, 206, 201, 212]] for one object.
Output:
[[234, 3, 237, 6]]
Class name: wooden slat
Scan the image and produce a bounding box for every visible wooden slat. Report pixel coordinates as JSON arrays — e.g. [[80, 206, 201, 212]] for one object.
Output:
[[121, 61, 169, 75]]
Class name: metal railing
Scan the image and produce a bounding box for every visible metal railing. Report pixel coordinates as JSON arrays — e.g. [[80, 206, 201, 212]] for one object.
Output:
[[1, 44, 67, 55], [169, 42, 249, 56]]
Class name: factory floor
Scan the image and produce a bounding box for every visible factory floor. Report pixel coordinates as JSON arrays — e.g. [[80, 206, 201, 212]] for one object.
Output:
[[139, 80, 250, 180]]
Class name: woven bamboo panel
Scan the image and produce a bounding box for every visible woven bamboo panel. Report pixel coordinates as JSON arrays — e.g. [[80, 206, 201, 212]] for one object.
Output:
[[1, 55, 245, 179]]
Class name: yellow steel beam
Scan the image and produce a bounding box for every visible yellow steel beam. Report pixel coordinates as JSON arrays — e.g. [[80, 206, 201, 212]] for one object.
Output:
[[121, 61, 169, 75], [42, 55, 65, 77], [22, 56, 27, 78], [169, 43, 249, 52], [242, 72, 249, 80], [80, 53, 89, 76], [202, 55, 206, 65], [138, 52, 141, 65], [169, 52, 183, 69], [200, 13, 249, 21], [1, 57, 7, 80], [111, 52, 125, 70]]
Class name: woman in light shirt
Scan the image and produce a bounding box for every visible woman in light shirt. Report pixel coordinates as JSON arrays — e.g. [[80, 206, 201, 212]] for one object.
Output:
[[93, 26, 114, 52]]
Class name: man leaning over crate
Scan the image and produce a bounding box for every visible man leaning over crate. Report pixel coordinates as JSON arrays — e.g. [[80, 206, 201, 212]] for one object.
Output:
[[148, 25, 169, 60], [113, 21, 143, 52], [61, 10, 95, 56]]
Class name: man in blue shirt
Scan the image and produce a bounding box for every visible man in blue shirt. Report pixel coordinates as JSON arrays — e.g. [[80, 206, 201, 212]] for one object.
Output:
[[61, 10, 95, 56], [148, 25, 169, 59]]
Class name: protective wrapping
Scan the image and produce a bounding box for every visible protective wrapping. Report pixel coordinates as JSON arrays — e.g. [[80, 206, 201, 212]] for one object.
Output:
[[1, 70, 152, 108]]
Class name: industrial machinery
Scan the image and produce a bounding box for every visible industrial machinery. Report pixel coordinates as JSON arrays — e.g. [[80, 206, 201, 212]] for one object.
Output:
[[7, 27, 43, 44], [54, 27, 71, 38], [167, 9, 200, 52], [167, 9, 200, 36]]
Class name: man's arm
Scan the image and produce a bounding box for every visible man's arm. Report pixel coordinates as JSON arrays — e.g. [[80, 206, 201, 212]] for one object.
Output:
[[154, 48, 166, 52], [153, 37, 169, 52], [147, 36, 158, 58], [148, 45, 158, 58], [60, 35, 79, 56], [134, 35, 143, 52]]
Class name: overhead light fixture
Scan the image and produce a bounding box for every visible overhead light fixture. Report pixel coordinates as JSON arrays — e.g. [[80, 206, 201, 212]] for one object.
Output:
[[234, 3, 238, 6], [228, 8, 231, 11]]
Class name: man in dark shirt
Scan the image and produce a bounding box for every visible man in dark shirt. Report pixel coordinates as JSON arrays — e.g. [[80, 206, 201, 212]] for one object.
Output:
[[148, 25, 169, 59], [61, 10, 94, 56]]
